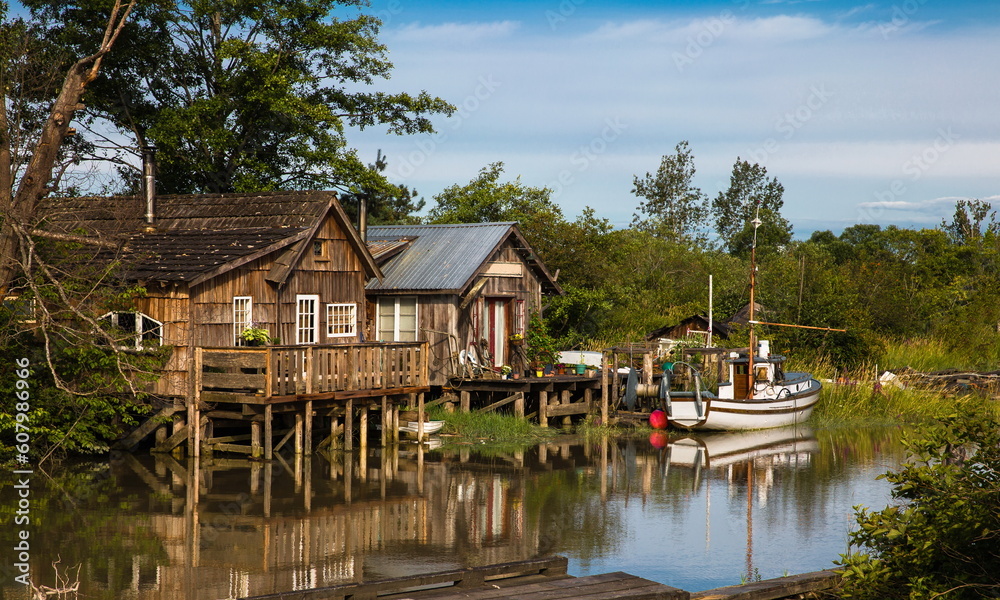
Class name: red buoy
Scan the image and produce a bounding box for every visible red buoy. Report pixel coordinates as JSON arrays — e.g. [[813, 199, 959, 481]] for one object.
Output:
[[649, 409, 668, 430]]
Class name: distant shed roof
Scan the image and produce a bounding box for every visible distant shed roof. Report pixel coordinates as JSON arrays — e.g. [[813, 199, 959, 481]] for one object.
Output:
[[366, 222, 561, 295]]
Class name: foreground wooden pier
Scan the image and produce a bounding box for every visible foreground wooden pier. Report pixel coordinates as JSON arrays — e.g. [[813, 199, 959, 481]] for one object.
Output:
[[236, 556, 839, 600]]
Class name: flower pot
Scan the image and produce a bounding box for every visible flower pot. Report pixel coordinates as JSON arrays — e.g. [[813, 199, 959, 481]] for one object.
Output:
[[512, 372, 520, 379], [535, 369, 544, 378], [575, 363, 586, 375], [555, 364, 566, 375]]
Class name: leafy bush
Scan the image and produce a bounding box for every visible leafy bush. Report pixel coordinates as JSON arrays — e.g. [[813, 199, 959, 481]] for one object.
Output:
[[836, 410, 1000, 599]]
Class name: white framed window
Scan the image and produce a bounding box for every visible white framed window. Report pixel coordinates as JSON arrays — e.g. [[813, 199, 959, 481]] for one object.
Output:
[[99, 311, 163, 350], [377, 296, 418, 342], [327, 303, 357, 338], [233, 296, 253, 345], [296, 294, 319, 344]]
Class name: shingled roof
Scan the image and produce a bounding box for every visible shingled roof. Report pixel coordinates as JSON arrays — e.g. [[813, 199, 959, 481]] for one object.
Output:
[[365, 222, 561, 295], [42, 191, 379, 284]]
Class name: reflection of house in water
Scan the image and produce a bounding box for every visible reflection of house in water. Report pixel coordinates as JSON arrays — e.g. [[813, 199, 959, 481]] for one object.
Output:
[[88, 444, 601, 600]]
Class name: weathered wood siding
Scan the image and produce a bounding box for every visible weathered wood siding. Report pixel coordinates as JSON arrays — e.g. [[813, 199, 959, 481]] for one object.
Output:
[[138, 212, 372, 398], [135, 284, 191, 398], [188, 213, 369, 348], [376, 238, 549, 386]]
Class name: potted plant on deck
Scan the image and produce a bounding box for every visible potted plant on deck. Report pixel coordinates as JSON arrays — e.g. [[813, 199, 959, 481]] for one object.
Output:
[[525, 312, 559, 377], [240, 324, 272, 346]]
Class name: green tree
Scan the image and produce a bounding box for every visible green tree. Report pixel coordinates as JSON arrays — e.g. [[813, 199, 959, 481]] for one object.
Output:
[[837, 410, 1000, 599], [425, 162, 565, 258], [942, 199, 999, 246], [631, 141, 708, 242], [712, 158, 791, 257], [23, 0, 454, 195]]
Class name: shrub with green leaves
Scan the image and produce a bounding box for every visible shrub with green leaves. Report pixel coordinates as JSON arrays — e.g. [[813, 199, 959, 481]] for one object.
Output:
[[836, 410, 1000, 599]]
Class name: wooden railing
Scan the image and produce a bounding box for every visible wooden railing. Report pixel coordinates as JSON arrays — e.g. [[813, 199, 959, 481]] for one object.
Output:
[[198, 342, 429, 397]]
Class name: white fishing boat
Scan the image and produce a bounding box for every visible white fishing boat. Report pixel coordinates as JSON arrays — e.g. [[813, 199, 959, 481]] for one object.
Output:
[[637, 207, 833, 431]]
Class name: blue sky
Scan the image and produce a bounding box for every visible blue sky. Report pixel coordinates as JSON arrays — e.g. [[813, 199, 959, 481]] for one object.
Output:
[[350, 0, 1000, 236]]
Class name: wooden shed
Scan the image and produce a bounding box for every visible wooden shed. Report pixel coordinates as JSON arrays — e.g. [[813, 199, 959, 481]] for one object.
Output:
[[46, 190, 382, 399], [366, 222, 562, 386]]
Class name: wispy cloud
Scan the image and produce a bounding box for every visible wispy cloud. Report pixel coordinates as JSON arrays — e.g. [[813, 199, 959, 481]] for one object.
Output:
[[857, 197, 964, 212], [390, 20, 520, 43], [587, 15, 833, 44]]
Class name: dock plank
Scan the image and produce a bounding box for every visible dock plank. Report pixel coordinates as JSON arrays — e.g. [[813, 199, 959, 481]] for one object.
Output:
[[396, 572, 687, 600]]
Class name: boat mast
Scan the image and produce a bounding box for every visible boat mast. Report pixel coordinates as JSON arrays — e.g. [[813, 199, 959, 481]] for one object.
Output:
[[747, 203, 762, 399]]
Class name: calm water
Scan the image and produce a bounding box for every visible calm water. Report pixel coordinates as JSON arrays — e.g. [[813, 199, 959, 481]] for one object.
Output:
[[0, 425, 905, 599]]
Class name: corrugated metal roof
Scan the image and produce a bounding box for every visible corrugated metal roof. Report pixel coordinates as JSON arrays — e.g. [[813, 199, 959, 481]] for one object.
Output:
[[366, 222, 516, 292]]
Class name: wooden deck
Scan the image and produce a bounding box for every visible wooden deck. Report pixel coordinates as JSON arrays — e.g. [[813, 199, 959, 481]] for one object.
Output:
[[118, 342, 432, 457], [235, 556, 839, 600], [237, 557, 688, 600]]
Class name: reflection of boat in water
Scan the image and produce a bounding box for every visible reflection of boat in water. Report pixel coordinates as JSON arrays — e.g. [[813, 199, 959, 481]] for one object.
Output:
[[652, 425, 819, 582], [655, 426, 819, 471]]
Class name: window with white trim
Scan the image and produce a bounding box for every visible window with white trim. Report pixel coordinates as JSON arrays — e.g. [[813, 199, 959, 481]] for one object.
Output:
[[99, 311, 163, 350], [296, 294, 319, 344], [326, 303, 357, 338], [377, 296, 417, 342], [233, 296, 253, 345]]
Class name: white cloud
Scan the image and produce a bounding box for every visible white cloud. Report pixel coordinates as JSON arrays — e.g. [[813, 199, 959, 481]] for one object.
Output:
[[389, 20, 520, 44], [586, 15, 833, 44]]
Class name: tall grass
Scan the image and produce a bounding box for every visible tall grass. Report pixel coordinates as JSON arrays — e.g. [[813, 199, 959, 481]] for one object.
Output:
[[427, 406, 558, 443], [880, 337, 977, 372], [794, 352, 1000, 426]]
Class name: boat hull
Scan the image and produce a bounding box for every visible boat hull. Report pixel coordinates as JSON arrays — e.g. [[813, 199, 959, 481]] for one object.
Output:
[[667, 378, 821, 431]]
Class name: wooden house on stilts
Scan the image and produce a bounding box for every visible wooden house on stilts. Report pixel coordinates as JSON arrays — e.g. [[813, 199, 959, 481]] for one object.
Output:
[[45, 190, 430, 457]]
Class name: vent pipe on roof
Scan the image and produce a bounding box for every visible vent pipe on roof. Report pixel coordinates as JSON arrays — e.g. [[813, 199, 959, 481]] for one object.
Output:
[[358, 193, 368, 242], [141, 144, 157, 231]]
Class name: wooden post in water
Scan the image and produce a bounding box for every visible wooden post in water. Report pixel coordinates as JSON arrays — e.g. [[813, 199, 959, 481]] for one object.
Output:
[[191, 348, 203, 458], [417, 393, 425, 443], [601, 350, 609, 425], [304, 400, 313, 455], [380, 396, 388, 447], [360, 404, 369, 452], [264, 404, 273, 460], [539, 390, 549, 427], [345, 399, 354, 450], [561, 389, 572, 428]]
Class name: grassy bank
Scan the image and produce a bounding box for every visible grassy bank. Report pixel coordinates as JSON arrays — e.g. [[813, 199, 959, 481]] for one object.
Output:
[[423, 406, 560, 445], [793, 343, 1000, 426]]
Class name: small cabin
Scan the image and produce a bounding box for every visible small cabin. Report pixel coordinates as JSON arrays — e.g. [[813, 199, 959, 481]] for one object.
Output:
[[45, 191, 381, 399], [366, 222, 562, 386]]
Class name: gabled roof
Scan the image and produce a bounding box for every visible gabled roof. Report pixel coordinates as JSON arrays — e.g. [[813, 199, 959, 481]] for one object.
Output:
[[365, 222, 561, 295], [42, 191, 380, 284]]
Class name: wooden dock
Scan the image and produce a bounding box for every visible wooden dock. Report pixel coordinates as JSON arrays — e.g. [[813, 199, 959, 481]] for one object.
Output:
[[235, 556, 839, 600], [237, 556, 687, 600]]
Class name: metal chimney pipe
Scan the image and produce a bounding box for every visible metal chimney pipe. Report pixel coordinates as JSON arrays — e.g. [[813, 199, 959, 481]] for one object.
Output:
[[358, 193, 368, 242], [141, 145, 157, 228]]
